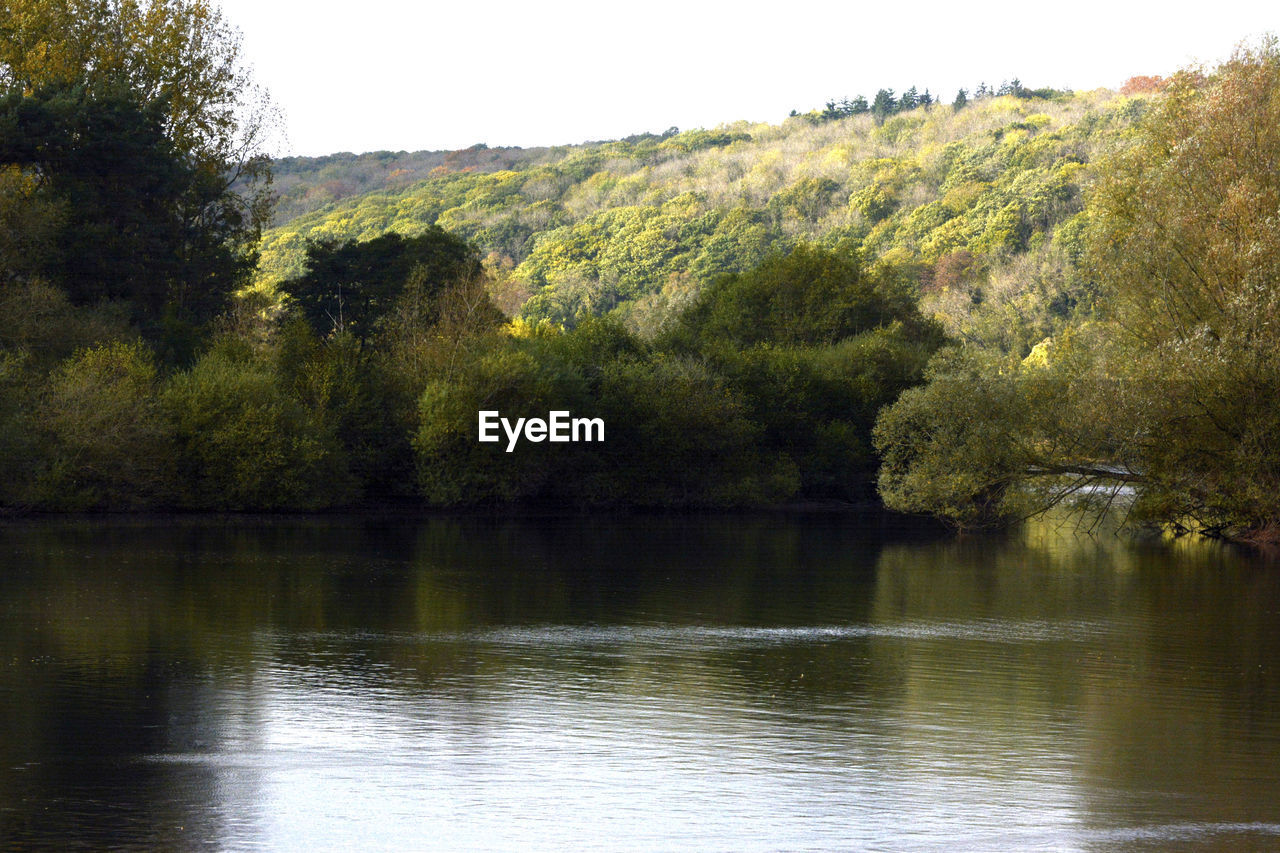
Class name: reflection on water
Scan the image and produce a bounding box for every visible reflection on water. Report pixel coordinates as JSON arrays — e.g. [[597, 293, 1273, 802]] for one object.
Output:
[[2, 514, 1280, 850]]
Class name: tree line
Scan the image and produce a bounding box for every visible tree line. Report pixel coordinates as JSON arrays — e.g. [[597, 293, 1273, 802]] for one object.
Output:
[[4, 1, 1280, 542], [802, 78, 1069, 123]]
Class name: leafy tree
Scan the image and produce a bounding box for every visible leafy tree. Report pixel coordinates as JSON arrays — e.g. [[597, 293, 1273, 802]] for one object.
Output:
[[877, 42, 1280, 539], [873, 338, 1134, 527], [284, 229, 485, 340], [0, 0, 274, 357], [36, 340, 174, 508], [0, 0, 274, 199], [0, 84, 256, 342], [665, 244, 939, 350], [413, 344, 579, 505], [163, 339, 353, 509], [1082, 40, 1280, 534], [661, 245, 945, 499]]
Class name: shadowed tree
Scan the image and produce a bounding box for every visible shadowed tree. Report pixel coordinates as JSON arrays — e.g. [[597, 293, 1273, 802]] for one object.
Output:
[[284, 229, 490, 341]]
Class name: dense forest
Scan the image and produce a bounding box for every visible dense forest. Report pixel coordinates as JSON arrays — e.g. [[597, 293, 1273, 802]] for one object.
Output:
[[2, 1, 1278, 542]]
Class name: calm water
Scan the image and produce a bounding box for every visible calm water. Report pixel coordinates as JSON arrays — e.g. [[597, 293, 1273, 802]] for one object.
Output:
[[2, 514, 1280, 851]]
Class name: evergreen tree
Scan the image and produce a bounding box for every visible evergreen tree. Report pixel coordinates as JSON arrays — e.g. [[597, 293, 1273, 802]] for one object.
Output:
[[871, 89, 897, 121]]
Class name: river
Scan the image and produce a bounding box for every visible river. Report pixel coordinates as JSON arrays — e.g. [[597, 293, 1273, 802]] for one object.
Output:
[[2, 514, 1279, 851]]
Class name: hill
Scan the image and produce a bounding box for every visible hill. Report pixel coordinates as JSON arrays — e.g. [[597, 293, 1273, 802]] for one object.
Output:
[[259, 88, 1148, 350]]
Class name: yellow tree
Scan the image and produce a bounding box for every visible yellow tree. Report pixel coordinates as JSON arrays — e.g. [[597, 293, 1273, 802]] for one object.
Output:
[[0, 0, 276, 355], [1, 0, 273, 166], [1085, 38, 1280, 536]]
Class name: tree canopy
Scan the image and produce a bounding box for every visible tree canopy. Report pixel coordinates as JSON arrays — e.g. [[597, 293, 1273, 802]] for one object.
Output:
[[874, 40, 1280, 539], [284, 229, 488, 340], [0, 0, 273, 356], [0, 83, 256, 329]]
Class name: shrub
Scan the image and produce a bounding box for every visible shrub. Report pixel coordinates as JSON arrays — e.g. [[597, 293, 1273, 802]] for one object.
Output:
[[36, 341, 173, 509], [163, 342, 353, 509]]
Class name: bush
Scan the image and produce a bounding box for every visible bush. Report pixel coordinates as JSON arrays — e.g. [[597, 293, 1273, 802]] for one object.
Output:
[[163, 342, 353, 509], [414, 345, 574, 504], [35, 341, 173, 509]]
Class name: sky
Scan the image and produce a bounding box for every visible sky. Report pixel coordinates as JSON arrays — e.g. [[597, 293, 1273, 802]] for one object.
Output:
[[213, 0, 1278, 157]]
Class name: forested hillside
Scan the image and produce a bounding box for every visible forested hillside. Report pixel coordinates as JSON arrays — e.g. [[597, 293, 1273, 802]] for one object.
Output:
[[260, 86, 1141, 351], [7, 0, 1279, 541], [267, 144, 564, 225]]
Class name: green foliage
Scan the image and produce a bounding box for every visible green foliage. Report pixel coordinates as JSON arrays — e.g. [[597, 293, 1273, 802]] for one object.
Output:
[[587, 355, 790, 506], [0, 0, 273, 361], [878, 41, 1280, 538], [413, 345, 577, 504], [283, 228, 484, 339], [659, 128, 752, 152], [275, 321, 417, 500], [874, 326, 1159, 526], [259, 89, 1131, 332], [35, 341, 173, 509], [0, 84, 255, 345], [412, 317, 796, 508], [721, 325, 940, 500], [874, 348, 1039, 527], [656, 244, 946, 500], [666, 244, 938, 350], [163, 340, 353, 509], [0, 0, 274, 180], [0, 280, 132, 368], [1079, 40, 1280, 534]]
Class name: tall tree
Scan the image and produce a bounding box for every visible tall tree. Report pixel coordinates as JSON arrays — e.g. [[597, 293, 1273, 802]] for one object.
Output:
[[1082, 39, 1280, 533], [876, 40, 1280, 538], [0, 0, 274, 181], [0, 84, 255, 327], [285, 229, 490, 341], [0, 0, 275, 354], [871, 88, 897, 121]]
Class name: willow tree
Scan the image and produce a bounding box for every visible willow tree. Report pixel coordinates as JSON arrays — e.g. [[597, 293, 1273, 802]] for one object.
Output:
[[1083, 39, 1280, 536], [875, 41, 1280, 538]]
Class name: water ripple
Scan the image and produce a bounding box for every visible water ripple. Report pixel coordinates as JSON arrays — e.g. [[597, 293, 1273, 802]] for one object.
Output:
[[292, 619, 1117, 649]]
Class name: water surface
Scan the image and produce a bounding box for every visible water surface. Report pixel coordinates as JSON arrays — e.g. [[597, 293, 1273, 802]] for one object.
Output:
[[2, 514, 1279, 850]]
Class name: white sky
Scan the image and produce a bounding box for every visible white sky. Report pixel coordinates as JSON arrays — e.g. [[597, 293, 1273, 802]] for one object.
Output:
[[214, 0, 1278, 157]]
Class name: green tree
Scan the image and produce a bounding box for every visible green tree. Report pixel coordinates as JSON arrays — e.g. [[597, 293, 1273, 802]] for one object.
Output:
[[0, 0, 274, 193], [0, 84, 255, 341], [876, 42, 1280, 539], [285, 229, 486, 340], [871, 88, 897, 122], [1082, 40, 1280, 535], [163, 339, 353, 509], [36, 340, 174, 508], [0, 0, 274, 357], [666, 244, 939, 350]]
